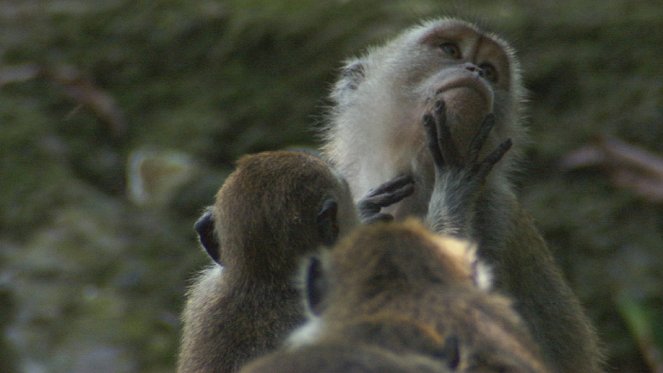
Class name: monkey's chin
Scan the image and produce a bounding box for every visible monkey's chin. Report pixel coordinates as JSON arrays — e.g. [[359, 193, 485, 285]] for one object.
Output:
[[439, 87, 492, 150]]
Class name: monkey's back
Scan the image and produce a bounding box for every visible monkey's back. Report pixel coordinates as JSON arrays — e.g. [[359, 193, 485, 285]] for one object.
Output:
[[178, 267, 305, 373], [241, 342, 450, 373]]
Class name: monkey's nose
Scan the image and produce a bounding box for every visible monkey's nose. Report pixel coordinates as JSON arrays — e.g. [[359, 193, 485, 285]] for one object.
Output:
[[463, 63, 484, 77]]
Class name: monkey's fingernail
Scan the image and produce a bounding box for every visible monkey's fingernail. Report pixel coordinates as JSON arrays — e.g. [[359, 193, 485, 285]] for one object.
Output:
[[483, 114, 496, 126]]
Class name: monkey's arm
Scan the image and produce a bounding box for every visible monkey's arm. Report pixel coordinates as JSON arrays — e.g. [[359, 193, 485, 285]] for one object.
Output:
[[358, 174, 414, 223], [423, 100, 511, 238], [491, 203, 603, 373]]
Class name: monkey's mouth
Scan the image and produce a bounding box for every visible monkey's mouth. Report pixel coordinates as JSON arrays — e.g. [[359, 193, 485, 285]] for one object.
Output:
[[426, 75, 494, 153], [434, 75, 493, 109]]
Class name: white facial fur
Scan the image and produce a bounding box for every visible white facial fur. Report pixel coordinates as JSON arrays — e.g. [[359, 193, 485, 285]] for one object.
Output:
[[323, 18, 526, 217]]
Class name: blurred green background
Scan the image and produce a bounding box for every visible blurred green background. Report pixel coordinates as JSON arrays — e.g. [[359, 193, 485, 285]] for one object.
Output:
[[1, 0, 661, 372]]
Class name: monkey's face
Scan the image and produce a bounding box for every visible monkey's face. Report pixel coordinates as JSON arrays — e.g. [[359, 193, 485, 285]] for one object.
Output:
[[326, 18, 523, 206], [399, 19, 516, 157]]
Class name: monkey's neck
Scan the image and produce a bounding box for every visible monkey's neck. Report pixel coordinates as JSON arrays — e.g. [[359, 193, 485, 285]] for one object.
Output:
[[227, 271, 297, 293], [228, 246, 301, 284]]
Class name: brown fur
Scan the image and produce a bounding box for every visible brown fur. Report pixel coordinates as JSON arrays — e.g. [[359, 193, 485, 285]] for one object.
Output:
[[179, 151, 413, 372], [241, 220, 549, 373], [177, 151, 359, 373], [322, 18, 602, 373]]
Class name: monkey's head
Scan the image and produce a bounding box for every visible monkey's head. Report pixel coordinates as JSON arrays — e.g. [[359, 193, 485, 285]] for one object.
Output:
[[301, 219, 489, 317], [324, 18, 526, 209], [293, 220, 548, 372], [194, 151, 358, 278]]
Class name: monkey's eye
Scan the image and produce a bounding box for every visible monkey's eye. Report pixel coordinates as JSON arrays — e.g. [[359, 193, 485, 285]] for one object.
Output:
[[439, 42, 461, 59], [479, 63, 498, 83]]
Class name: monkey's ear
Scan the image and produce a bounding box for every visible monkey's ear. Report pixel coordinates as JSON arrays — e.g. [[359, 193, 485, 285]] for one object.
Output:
[[316, 198, 339, 247], [330, 58, 366, 106], [438, 335, 461, 370], [339, 58, 366, 90], [304, 256, 328, 316], [194, 210, 222, 265]]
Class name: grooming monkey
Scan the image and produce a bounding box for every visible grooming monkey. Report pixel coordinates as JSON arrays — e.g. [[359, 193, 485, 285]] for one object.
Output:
[[178, 151, 413, 373], [241, 220, 549, 373], [323, 18, 602, 372]]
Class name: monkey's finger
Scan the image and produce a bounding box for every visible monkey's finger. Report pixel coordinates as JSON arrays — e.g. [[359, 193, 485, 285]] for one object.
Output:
[[357, 199, 384, 220], [365, 174, 414, 197], [468, 114, 496, 164], [370, 183, 415, 207], [359, 175, 413, 217], [357, 198, 381, 216], [475, 139, 512, 180], [433, 101, 462, 168], [358, 183, 415, 214], [423, 112, 446, 169]]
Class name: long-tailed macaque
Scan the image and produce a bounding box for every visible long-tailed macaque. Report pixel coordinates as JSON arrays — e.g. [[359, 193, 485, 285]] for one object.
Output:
[[241, 220, 549, 373], [322, 18, 602, 372], [178, 151, 413, 373]]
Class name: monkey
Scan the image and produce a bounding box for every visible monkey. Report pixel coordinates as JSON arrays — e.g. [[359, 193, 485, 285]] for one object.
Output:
[[242, 132, 542, 373], [242, 341, 452, 373], [322, 18, 602, 372], [240, 219, 550, 373], [177, 151, 414, 373]]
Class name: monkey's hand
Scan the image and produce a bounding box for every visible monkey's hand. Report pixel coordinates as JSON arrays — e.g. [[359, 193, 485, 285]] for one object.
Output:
[[423, 100, 512, 236], [358, 174, 414, 223]]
